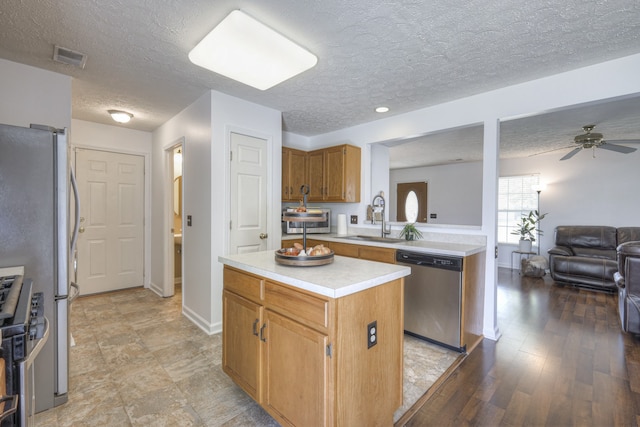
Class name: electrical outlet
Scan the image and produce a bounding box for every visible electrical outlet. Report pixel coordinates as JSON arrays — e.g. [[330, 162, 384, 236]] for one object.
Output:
[[367, 320, 377, 349], [350, 215, 358, 224]]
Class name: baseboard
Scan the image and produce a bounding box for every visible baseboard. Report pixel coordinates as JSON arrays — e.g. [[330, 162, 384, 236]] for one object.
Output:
[[182, 304, 222, 335], [148, 281, 163, 296], [483, 326, 501, 341]]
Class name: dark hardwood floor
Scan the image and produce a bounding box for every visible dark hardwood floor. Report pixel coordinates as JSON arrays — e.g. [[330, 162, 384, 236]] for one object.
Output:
[[404, 268, 640, 427]]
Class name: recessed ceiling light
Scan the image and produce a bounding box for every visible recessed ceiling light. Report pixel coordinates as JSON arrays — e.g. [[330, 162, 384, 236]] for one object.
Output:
[[188, 10, 318, 90], [375, 107, 389, 113], [108, 110, 133, 123]]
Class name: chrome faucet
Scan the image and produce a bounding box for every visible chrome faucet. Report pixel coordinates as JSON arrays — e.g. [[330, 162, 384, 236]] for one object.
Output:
[[371, 191, 390, 238]]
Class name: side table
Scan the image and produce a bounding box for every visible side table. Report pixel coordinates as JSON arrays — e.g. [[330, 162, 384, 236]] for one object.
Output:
[[511, 250, 536, 272]]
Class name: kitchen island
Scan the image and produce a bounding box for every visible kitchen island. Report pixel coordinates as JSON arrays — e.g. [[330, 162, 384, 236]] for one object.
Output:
[[218, 251, 411, 427]]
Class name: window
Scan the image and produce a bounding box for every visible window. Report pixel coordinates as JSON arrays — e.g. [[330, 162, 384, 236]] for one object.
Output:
[[497, 175, 540, 244], [404, 190, 419, 223]]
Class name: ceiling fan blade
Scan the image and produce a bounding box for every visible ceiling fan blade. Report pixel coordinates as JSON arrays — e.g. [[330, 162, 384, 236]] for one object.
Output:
[[528, 145, 574, 157], [560, 147, 582, 161], [598, 142, 637, 154], [604, 139, 640, 144]]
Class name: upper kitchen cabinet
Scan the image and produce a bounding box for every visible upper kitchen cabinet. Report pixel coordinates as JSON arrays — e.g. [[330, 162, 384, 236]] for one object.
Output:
[[282, 147, 307, 202], [308, 144, 361, 203]]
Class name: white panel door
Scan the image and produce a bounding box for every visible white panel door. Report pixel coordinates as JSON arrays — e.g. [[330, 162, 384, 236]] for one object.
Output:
[[229, 132, 268, 254], [76, 149, 144, 294]]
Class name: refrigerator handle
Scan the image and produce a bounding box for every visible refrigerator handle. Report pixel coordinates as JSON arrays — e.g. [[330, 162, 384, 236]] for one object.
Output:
[[70, 167, 80, 258]]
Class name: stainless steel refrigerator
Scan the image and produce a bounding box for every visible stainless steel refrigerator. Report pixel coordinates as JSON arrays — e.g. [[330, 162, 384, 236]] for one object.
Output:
[[0, 123, 79, 412]]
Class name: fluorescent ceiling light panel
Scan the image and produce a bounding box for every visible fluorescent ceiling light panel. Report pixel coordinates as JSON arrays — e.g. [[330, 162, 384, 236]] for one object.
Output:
[[188, 10, 317, 90]]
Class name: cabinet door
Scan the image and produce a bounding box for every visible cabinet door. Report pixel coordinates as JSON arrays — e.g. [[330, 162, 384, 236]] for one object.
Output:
[[289, 149, 307, 200], [222, 290, 262, 401], [281, 148, 291, 201], [262, 310, 330, 427], [282, 148, 308, 201], [324, 145, 346, 202], [307, 150, 325, 201]]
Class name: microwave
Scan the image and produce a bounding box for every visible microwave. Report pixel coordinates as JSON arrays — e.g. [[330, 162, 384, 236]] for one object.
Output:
[[282, 207, 331, 234]]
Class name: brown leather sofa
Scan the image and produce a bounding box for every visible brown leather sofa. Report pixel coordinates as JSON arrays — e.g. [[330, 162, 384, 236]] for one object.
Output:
[[548, 226, 640, 292], [614, 242, 640, 334]]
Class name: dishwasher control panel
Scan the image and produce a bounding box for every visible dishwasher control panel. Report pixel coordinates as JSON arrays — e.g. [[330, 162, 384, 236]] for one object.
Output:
[[396, 250, 463, 272]]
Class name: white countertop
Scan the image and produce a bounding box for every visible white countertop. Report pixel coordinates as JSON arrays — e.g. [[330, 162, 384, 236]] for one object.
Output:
[[282, 233, 486, 257], [218, 251, 410, 299]]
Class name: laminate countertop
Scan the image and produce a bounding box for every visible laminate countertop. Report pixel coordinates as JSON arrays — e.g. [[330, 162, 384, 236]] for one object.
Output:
[[218, 250, 410, 299], [282, 233, 486, 257]]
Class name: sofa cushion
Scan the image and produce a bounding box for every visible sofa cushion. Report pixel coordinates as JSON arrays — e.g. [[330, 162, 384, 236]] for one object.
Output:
[[617, 227, 640, 245], [549, 255, 618, 290], [555, 225, 618, 250], [572, 247, 616, 260]]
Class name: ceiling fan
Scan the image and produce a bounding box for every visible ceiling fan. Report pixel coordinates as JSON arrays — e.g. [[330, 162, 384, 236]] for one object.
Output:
[[559, 124, 640, 160]]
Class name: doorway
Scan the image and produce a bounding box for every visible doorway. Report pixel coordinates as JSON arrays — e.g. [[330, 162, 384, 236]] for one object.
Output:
[[396, 182, 428, 223], [163, 142, 184, 298], [172, 145, 183, 292], [75, 148, 145, 295]]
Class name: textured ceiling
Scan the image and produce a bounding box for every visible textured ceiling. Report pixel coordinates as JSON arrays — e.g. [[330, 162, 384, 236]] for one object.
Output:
[[1, 0, 640, 165]]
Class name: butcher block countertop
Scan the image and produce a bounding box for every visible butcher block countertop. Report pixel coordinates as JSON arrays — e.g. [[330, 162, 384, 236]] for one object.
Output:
[[218, 250, 410, 299]]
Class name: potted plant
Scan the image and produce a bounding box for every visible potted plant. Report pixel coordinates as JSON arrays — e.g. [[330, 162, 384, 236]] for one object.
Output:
[[510, 210, 547, 252], [399, 223, 423, 241]]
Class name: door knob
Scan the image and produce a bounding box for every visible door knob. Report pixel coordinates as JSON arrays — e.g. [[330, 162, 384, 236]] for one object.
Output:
[[259, 233, 268, 239], [79, 227, 85, 233]]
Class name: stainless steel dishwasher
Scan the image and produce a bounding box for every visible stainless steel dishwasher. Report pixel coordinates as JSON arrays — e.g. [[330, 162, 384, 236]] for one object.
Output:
[[396, 250, 465, 352]]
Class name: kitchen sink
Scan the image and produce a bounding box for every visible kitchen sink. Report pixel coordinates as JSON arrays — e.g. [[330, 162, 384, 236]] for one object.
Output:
[[337, 235, 405, 243]]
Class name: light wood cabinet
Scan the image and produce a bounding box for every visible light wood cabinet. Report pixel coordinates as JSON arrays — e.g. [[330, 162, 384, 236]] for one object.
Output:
[[308, 145, 360, 202], [303, 239, 396, 264], [222, 290, 262, 401], [282, 144, 361, 203], [282, 147, 307, 201], [262, 309, 330, 426], [222, 265, 403, 426], [281, 239, 396, 264], [307, 149, 325, 201]]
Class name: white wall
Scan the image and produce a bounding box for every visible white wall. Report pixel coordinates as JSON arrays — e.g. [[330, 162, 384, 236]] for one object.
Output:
[[151, 90, 281, 335], [210, 91, 282, 333], [390, 161, 483, 226], [71, 119, 153, 286], [152, 92, 212, 331], [0, 58, 71, 129]]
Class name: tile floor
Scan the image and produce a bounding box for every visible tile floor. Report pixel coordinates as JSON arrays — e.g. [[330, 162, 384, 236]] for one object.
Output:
[[34, 286, 458, 426]]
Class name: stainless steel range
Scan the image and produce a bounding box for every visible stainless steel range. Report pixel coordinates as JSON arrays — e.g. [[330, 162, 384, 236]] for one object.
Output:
[[0, 267, 49, 427]]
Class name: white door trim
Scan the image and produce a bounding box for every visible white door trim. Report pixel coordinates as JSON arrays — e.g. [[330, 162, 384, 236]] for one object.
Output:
[[223, 125, 274, 255], [72, 143, 151, 289], [162, 137, 185, 298]]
